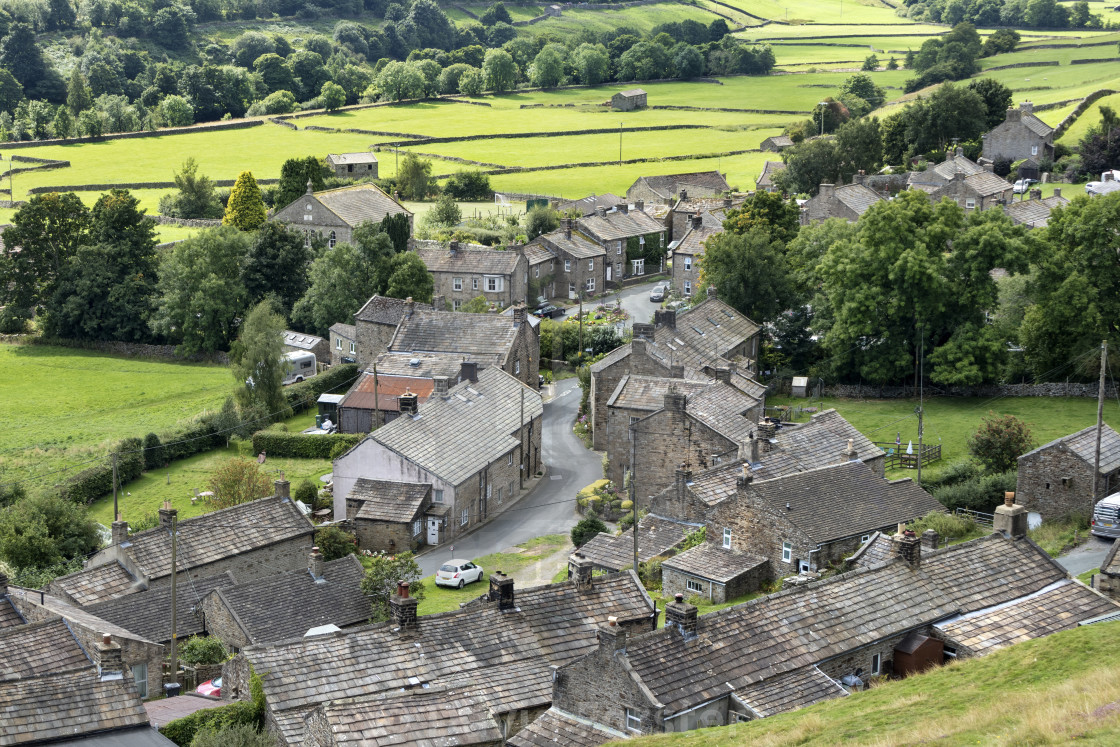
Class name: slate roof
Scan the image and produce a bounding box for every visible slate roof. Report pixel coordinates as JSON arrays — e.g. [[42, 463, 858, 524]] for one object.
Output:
[[684, 381, 762, 444], [313, 689, 503, 745], [577, 209, 664, 243], [373, 351, 493, 379], [734, 665, 848, 718], [745, 461, 944, 545], [618, 88, 646, 97], [931, 152, 984, 182], [347, 478, 430, 523], [508, 708, 629, 747], [761, 135, 794, 149], [388, 308, 525, 362], [522, 241, 557, 265], [964, 170, 1014, 197], [282, 330, 323, 351], [5, 586, 159, 647], [757, 160, 786, 188], [659, 297, 760, 365], [672, 224, 719, 256], [1018, 110, 1055, 138], [369, 367, 542, 486], [0, 668, 150, 745], [0, 619, 90, 681], [327, 152, 378, 165], [1003, 194, 1069, 228], [630, 172, 730, 200], [87, 573, 236, 645], [607, 376, 709, 411], [239, 571, 656, 744], [576, 514, 702, 572], [0, 596, 22, 630], [848, 531, 895, 570], [416, 241, 523, 275], [1020, 423, 1120, 474], [621, 533, 1078, 718], [661, 542, 767, 584], [354, 295, 432, 325], [314, 183, 410, 228], [339, 372, 434, 413], [203, 555, 369, 645], [834, 183, 882, 216], [329, 322, 355, 341], [934, 579, 1118, 655], [111, 495, 313, 581], [536, 228, 606, 259], [553, 193, 625, 216], [50, 560, 140, 606]]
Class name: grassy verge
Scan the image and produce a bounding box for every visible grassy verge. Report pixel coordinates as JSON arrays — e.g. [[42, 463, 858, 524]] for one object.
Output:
[[907, 511, 988, 546], [623, 621, 1120, 746], [1078, 567, 1099, 586], [1030, 515, 1091, 557]]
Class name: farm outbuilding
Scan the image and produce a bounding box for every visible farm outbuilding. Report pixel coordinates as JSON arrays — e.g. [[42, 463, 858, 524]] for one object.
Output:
[[612, 89, 647, 111], [327, 152, 379, 179], [791, 376, 809, 397]]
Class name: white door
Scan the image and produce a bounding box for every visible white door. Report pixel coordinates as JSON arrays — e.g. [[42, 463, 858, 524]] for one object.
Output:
[[427, 518, 439, 545], [606, 264, 613, 281]]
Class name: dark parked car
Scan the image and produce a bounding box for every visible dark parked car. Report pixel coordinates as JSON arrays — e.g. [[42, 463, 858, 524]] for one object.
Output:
[[532, 303, 564, 319]]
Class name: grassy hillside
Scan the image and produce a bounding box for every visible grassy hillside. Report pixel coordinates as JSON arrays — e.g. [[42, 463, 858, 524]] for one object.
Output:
[[621, 620, 1120, 746]]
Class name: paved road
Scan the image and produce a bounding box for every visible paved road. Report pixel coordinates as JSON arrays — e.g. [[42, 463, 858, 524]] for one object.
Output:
[[1057, 534, 1114, 576], [559, 280, 661, 331], [418, 377, 602, 576]]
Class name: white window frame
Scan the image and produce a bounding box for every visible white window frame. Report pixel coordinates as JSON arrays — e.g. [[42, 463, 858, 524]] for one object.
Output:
[[684, 280, 691, 297], [486, 276, 502, 292], [569, 282, 576, 294], [508, 480, 515, 500], [616, 241, 623, 255], [632, 259, 645, 276], [472, 278, 479, 291], [586, 278, 595, 292], [328, 230, 336, 248], [508, 452, 514, 465], [453, 277, 463, 291], [515, 360, 520, 374], [684, 256, 692, 271], [782, 542, 792, 563], [1031, 145, 1038, 156], [564, 259, 571, 272], [132, 662, 148, 699], [460, 507, 469, 526], [861, 534, 870, 543], [686, 578, 703, 593], [626, 709, 642, 733], [628, 415, 638, 440], [413, 519, 422, 536], [871, 653, 881, 675], [534, 265, 539, 278], [453, 299, 461, 310], [660, 233, 665, 248], [588, 259, 594, 271], [722, 528, 731, 549], [639, 235, 645, 246], [486, 484, 492, 502], [965, 198, 976, 209], [496, 485, 503, 503], [336, 338, 342, 350], [433, 489, 444, 504]]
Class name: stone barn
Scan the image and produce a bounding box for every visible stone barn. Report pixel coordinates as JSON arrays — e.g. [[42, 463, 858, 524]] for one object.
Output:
[[327, 153, 379, 180], [1016, 424, 1120, 518], [612, 89, 647, 111]]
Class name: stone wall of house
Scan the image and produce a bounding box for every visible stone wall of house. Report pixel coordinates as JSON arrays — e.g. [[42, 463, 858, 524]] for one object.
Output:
[[285, 338, 332, 366], [350, 514, 425, 554], [197, 592, 251, 652], [331, 160, 379, 180], [590, 339, 674, 451], [632, 399, 738, 504], [649, 475, 710, 524], [662, 554, 768, 604], [329, 329, 356, 366], [553, 636, 662, 735], [354, 319, 398, 369], [706, 488, 813, 580], [559, 247, 607, 296], [930, 175, 1009, 211], [816, 630, 915, 682], [672, 253, 702, 298], [982, 116, 1052, 163], [606, 403, 652, 487], [271, 197, 351, 247], [143, 534, 315, 589], [429, 254, 529, 310], [503, 319, 540, 388], [1016, 444, 1107, 518]]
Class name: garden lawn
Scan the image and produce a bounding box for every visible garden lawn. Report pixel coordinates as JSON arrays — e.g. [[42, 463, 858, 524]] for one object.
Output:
[[414, 534, 570, 616], [85, 443, 332, 527], [0, 344, 232, 491], [768, 394, 1120, 483]]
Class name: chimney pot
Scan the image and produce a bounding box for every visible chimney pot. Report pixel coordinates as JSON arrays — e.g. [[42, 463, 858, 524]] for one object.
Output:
[[674, 593, 684, 603], [102, 634, 111, 646], [680, 189, 688, 200], [1004, 491, 1014, 507], [921, 528, 939, 550], [309, 547, 325, 581], [608, 615, 618, 627], [892, 529, 921, 569], [158, 502, 177, 529]]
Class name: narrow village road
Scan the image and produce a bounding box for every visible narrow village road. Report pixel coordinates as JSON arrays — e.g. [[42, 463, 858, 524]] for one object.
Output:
[[557, 280, 662, 331], [1057, 534, 1114, 577], [418, 377, 602, 577]]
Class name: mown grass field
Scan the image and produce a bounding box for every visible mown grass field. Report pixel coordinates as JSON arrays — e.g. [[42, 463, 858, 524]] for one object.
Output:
[[623, 621, 1120, 746], [0, 344, 232, 492]]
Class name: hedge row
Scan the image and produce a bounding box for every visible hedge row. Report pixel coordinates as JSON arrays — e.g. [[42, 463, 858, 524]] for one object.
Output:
[[62, 438, 145, 505], [251, 431, 361, 459], [284, 364, 358, 413], [160, 673, 265, 747]]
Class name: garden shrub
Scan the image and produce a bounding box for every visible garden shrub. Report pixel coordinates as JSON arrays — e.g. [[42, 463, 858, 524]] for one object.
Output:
[[178, 636, 227, 666], [143, 432, 165, 470], [294, 480, 317, 505], [314, 525, 358, 560], [283, 365, 358, 412], [571, 515, 607, 547], [932, 471, 1017, 512], [160, 671, 265, 747]]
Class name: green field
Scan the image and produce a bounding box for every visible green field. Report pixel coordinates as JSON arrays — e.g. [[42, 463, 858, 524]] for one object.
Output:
[[0, 344, 233, 492], [1059, 91, 1120, 144]]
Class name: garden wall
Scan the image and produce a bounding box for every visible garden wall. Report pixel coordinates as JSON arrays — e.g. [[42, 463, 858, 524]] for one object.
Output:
[[809, 381, 1120, 399]]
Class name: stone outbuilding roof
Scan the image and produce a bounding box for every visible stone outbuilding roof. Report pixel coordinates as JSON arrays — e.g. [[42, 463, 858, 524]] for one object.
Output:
[[618, 88, 646, 97], [962, 170, 1014, 197], [388, 308, 527, 362], [761, 135, 794, 150], [373, 351, 496, 379], [87, 573, 236, 645], [734, 664, 849, 718], [627, 171, 730, 201], [309, 688, 503, 745], [575, 514, 702, 572], [848, 530, 895, 570], [0, 619, 91, 681], [282, 330, 323, 351], [1019, 423, 1120, 475], [757, 160, 786, 189], [328, 322, 355, 341], [327, 152, 378, 166], [311, 183, 410, 227], [49, 560, 140, 606], [508, 708, 628, 747], [660, 542, 767, 584], [354, 295, 432, 325], [200, 556, 369, 646], [368, 367, 542, 486], [1003, 193, 1069, 228], [415, 241, 523, 275], [347, 478, 431, 523], [0, 596, 21, 630], [577, 208, 664, 243], [238, 571, 656, 744]]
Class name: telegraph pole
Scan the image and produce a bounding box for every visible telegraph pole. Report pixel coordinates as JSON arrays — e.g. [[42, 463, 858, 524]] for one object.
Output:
[[916, 334, 924, 487], [1093, 340, 1108, 513], [169, 509, 178, 690], [629, 420, 638, 573], [519, 385, 525, 490]]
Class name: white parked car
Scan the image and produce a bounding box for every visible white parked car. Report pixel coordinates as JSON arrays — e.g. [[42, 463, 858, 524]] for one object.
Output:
[[435, 559, 485, 588]]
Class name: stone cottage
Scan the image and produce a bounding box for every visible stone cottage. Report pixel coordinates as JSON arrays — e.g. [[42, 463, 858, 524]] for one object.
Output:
[[576, 203, 667, 281], [668, 196, 731, 242], [612, 89, 647, 111], [522, 241, 559, 299], [85, 573, 235, 647], [760, 135, 794, 152], [981, 102, 1055, 164], [326, 152, 378, 180], [414, 240, 528, 310], [1003, 188, 1068, 228], [626, 172, 730, 204], [670, 215, 720, 298], [328, 322, 356, 366], [344, 478, 433, 552], [1016, 423, 1120, 518], [928, 170, 1013, 211], [756, 161, 787, 192], [271, 182, 411, 248], [572, 514, 703, 574], [331, 367, 543, 543], [352, 294, 434, 368], [529, 220, 607, 298], [800, 181, 882, 225]]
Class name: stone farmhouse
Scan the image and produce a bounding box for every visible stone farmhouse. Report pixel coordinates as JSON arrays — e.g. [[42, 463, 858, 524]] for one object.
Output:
[[1003, 188, 1069, 228], [756, 160, 787, 192], [271, 182, 412, 248], [328, 322, 356, 365], [801, 180, 882, 224], [326, 152, 378, 180], [670, 214, 720, 298], [612, 88, 647, 111], [626, 171, 730, 204], [344, 478, 432, 552], [197, 552, 369, 652], [352, 294, 434, 368], [607, 378, 764, 500], [1016, 423, 1120, 518], [222, 568, 657, 745], [589, 298, 762, 451], [527, 526, 1118, 740], [332, 367, 543, 544], [413, 239, 528, 310], [522, 241, 559, 299], [75, 486, 315, 593], [982, 102, 1055, 164], [660, 459, 944, 600], [527, 220, 606, 299], [929, 170, 1014, 211], [576, 203, 667, 282]]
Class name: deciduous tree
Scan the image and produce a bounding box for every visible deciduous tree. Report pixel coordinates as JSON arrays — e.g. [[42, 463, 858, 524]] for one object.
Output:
[[207, 458, 273, 509], [360, 550, 426, 621], [696, 230, 797, 323], [231, 300, 289, 417], [968, 412, 1034, 473]]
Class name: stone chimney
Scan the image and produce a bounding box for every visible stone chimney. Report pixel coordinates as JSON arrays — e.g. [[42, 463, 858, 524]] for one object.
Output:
[[843, 438, 858, 461], [994, 491, 1028, 539], [433, 376, 450, 399], [921, 528, 939, 551], [95, 634, 123, 679], [691, 212, 703, 229], [513, 304, 527, 327], [618, 203, 629, 215], [737, 461, 753, 490], [1030, 188, 1042, 201], [711, 366, 731, 385], [1020, 101, 1033, 114], [564, 217, 572, 240], [819, 183, 836, 200], [305, 178, 314, 195], [448, 241, 459, 256], [111, 514, 129, 546], [596, 206, 607, 217], [635, 199, 645, 212], [432, 294, 445, 311], [308, 547, 325, 582], [274, 476, 290, 500], [654, 309, 677, 329], [983, 161, 994, 172], [664, 389, 687, 414], [669, 364, 685, 379], [1006, 107, 1021, 123], [723, 197, 732, 208], [891, 525, 921, 569], [597, 616, 627, 653], [679, 189, 688, 201], [459, 361, 478, 383], [749, 434, 760, 464], [665, 593, 698, 637], [489, 571, 515, 611], [675, 466, 692, 502], [853, 170, 866, 186], [390, 581, 419, 635], [570, 552, 594, 592], [1053, 188, 1062, 198], [158, 501, 177, 530], [756, 418, 777, 452], [398, 388, 418, 416], [632, 322, 654, 340], [405, 296, 415, 319]]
